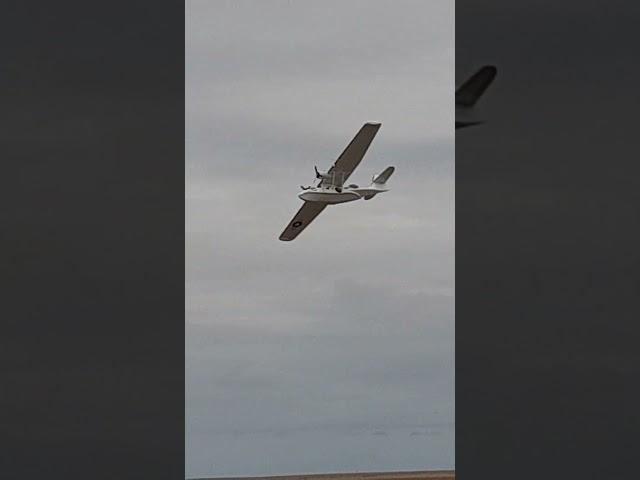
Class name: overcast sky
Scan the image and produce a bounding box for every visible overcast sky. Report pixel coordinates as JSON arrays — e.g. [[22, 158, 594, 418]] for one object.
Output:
[[186, 1, 454, 477]]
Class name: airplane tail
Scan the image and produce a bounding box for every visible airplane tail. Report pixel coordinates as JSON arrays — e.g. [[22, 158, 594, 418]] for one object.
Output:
[[372, 166, 395, 185], [456, 65, 497, 107]]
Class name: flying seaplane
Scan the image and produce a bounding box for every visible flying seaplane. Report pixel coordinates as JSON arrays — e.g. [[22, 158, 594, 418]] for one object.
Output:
[[279, 122, 394, 241]]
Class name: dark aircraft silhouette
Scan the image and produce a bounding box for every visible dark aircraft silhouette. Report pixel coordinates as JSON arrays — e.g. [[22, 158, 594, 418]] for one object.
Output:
[[456, 65, 497, 129]]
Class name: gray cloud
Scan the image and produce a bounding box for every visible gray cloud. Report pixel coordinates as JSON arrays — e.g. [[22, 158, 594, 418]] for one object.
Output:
[[186, 1, 453, 477]]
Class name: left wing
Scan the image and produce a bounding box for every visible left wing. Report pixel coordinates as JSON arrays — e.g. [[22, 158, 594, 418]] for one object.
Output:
[[279, 201, 328, 241], [319, 122, 381, 187]]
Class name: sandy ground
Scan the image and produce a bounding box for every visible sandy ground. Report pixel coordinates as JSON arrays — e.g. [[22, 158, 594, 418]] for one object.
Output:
[[194, 471, 454, 480]]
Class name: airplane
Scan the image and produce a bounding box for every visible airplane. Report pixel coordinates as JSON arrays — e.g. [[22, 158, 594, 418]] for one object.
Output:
[[279, 122, 394, 241], [456, 65, 497, 129]]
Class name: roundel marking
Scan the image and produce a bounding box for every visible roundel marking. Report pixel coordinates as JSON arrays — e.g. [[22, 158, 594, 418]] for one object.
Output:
[[292, 221, 303, 228]]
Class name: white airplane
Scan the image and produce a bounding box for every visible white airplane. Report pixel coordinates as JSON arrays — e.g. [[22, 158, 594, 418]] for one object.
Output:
[[279, 122, 394, 241], [456, 65, 497, 129]]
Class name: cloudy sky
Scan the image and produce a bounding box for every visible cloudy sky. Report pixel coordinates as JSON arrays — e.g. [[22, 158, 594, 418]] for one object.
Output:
[[186, 1, 454, 477]]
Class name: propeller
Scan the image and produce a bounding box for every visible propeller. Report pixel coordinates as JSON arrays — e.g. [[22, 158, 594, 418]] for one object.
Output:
[[314, 166, 322, 179]]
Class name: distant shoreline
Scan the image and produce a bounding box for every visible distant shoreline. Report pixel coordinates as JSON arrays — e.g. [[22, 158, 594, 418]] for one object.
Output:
[[190, 470, 455, 480]]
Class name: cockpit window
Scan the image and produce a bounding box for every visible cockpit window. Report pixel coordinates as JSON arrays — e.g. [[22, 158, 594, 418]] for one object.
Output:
[[348, 184, 359, 188]]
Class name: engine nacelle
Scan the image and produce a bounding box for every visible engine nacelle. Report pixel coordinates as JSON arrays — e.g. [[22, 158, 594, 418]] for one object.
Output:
[[314, 166, 331, 180]]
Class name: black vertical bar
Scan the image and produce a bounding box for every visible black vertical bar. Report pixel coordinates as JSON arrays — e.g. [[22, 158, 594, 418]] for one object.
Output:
[[456, 2, 640, 478], [2, 2, 184, 478]]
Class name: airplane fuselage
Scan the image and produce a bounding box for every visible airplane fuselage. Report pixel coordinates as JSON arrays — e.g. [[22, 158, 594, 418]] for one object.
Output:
[[298, 185, 388, 204]]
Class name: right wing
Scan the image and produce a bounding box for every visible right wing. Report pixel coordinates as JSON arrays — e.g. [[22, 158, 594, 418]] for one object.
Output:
[[456, 65, 497, 107], [319, 122, 381, 187], [279, 201, 328, 241]]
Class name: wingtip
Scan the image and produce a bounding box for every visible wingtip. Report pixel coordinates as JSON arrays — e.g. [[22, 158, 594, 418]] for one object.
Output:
[[365, 122, 382, 127]]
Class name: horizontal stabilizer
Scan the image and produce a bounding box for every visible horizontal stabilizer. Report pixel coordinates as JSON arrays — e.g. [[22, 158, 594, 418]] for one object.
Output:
[[456, 65, 497, 107], [455, 120, 483, 129]]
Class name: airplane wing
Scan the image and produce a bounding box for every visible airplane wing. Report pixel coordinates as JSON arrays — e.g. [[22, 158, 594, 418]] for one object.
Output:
[[319, 122, 381, 187], [456, 65, 497, 107], [279, 201, 328, 241]]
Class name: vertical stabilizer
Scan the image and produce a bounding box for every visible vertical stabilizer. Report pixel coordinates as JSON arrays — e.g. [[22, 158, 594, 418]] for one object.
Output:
[[372, 166, 395, 185], [456, 65, 497, 107]]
